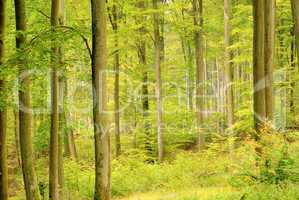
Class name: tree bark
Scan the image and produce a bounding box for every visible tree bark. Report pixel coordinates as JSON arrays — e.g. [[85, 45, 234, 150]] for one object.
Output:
[[14, 110, 22, 167], [193, 0, 205, 149], [253, 0, 266, 133], [110, 0, 121, 157], [291, 0, 299, 65], [62, 79, 78, 161], [289, 37, 296, 127], [0, 2, 8, 198], [153, 0, 164, 162], [91, 0, 111, 199], [58, 0, 65, 198], [49, 0, 61, 199], [15, 0, 41, 199], [224, 0, 235, 128], [264, 0, 275, 124], [136, 0, 151, 155]]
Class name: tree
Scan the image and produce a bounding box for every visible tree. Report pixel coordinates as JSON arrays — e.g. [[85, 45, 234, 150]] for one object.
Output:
[[91, 0, 111, 199], [252, 0, 266, 133], [264, 0, 275, 123], [224, 0, 234, 128], [252, 0, 275, 132], [0, 0, 8, 199], [136, 0, 151, 154], [49, 0, 62, 199], [58, 0, 65, 198], [291, 0, 299, 65], [15, 0, 41, 199], [109, 0, 121, 157], [153, 0, 164, 162], [193, 0, 205, 149]]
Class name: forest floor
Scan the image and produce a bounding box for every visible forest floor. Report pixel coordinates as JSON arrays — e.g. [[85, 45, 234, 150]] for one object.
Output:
[[116, 187, 236, 200], [9, 131, 299, 200]]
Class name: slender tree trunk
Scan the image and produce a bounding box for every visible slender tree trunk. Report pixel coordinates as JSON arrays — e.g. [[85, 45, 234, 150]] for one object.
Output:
[[253, 0, 266, 133], [181, 39, 193, 110], [153, 0, 164, 162], [224, 0, 234, 128], [181, 38, 189, 109], [187, 43, 194, 110], [58, 0, 65, 198], [137, 0, 151, 154], [193, 0, 205, 149], [14, 110, 22, 167], [291, 0, 299, 129], [49, 0, 61, 199], [15, 0, 41, 199], [91, 0, 110, 199], [181, 9, 194, 111], [62, 79, 77, 161], [291, 0, 299, 65], [110, 1, 121, 157], [160, 0, 165, 62], [289, 37, 295, 127], [0, 1, 8, 198], [277, 27, 286, 130], [264, 0, 275, 124]]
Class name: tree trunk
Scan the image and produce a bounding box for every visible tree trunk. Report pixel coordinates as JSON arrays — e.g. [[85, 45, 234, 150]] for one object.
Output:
[[58, 0, 65, 198], [224, 0, 234, 128], [110, 1, 121, 157], [0, 2, 8, 198], [153, 0, 164, 162], [62, 79, 78, 161], [49, 0, 61, 199], [193, 0, 205, 149], [187, 43, 194, 110], [181, 9, 194, 111], [15, 0, 41, 199], [91, 0, 111, 199], [264, 0, 275, 124], [14, 110, 22, 167], [291, 0, 299, 65], [137, 0, 151, 155], [253, 0, 266, 133], [289, 37, 296, 127]]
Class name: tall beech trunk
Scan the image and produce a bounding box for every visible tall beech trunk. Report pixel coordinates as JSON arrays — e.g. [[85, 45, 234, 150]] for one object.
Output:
[[0, 1, 8, 198], [49, 0, 61, 199], [137, 0, 151, 154], [15, 0, 41, 199], [58, 0, 65, 198], [224, 0, 234, 128], [253, 0, 266, 133], [193, 0, 205, 149], [291, 0, 299, 65], [264, 0, 275, 123], [110, 1, 121, 157], [91, 0, 111, 199], [153, 0, 164, 162]]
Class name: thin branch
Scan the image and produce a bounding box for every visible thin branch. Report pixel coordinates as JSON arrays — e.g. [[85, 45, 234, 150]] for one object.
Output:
[[36, 9, 50, 19]]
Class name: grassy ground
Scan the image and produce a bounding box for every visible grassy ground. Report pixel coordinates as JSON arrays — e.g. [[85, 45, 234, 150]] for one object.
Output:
[[9, 132, 299, 199], [115, 187, 236, 200]]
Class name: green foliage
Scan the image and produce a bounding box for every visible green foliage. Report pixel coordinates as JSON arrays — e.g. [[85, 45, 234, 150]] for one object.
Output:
[[34, 118, 50, 153]]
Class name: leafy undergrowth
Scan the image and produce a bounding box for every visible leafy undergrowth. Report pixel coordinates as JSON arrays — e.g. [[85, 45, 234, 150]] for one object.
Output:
[[115, 183, 299, 200], [12, 132, 299, 200]]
